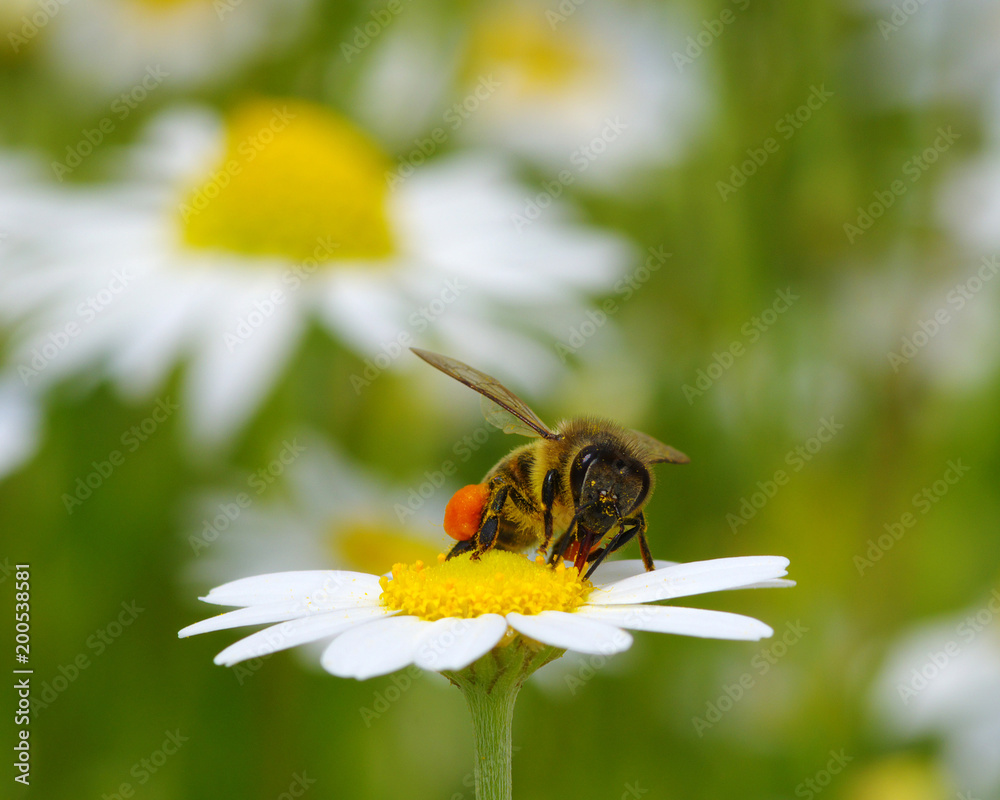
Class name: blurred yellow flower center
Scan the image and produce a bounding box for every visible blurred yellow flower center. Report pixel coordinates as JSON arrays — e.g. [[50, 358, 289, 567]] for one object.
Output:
[[134, 0, 207, 9], [332, 522, 440, 577], [379, 551, 592, 621], [179, 100, 394, 264], [464, 10, 594, 96]]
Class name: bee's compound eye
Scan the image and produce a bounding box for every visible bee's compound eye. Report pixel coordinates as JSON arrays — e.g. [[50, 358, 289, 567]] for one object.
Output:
[[570, 445, 603, 505], [443, 483, 490, 541]]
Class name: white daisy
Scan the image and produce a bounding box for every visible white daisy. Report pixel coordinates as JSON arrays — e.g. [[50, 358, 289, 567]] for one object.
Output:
[[824, 254, 1000, 391], [854, 0, 1000, 114], [0, 376, 40, 481], [353, 0, 709, 187], [0, 180, 42, 480], [870, 604, 1000, 797], [0, 99, 632, 448], [938, 155, 1000, 255], [179, 550, 792, 680], [184, 437, 447, 585], [38, 0, 311, 100]]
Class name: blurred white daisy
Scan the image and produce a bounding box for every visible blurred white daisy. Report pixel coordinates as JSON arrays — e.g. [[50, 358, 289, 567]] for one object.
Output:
[[871, 604, 1000, 796], [824, 252, 1000, 391], [0, 377, 40, 481], [353, 0, 708, 187], [852, 0, 1000, 113], [937, 96, 1000, 257], [184, 437, 447, 585], [40, 0, 310, 100], [180, 552, 792, 679], [0, 176, 43, 479], [0, 99, 632, 448]]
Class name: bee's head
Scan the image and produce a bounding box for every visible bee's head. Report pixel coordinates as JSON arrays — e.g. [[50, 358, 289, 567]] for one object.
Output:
[[569, 444, 650, 531]]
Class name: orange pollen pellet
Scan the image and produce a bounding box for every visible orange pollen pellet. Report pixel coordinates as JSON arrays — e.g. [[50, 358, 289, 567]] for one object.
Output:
[[443, 483, 490, 541]]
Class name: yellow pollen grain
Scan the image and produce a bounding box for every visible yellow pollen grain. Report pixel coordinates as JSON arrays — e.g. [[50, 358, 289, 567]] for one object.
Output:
[[379, 551, 593, 621], [180, 99, 394, 263]]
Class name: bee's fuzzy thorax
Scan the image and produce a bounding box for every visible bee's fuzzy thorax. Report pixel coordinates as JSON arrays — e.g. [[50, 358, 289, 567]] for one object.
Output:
[[556, 416, 649, 462]]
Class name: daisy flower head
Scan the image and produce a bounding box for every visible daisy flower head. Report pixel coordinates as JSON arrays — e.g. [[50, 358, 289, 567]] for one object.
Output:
[[179, 550, 792, 680], [182, 541, 792, 798], [871, 603, 1000, 797], [354, 0, 709, 188], [0, 176, 42, 480], [38, 0, 311, 100], [855, 0, 1000, 114], [185, 438, 446, 587], [0, 98, 632, 449], [937, 104, 1000, 255], [824, 251, 1000, 394]]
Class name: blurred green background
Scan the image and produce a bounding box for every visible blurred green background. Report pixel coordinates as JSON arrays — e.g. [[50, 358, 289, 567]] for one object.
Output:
[[2, 0, 999, 798]]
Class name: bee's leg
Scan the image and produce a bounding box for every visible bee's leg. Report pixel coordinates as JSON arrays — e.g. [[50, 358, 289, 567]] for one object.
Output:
[[446, 538, 479, 559], [583, 534, 631, 580], [446, 478, 507, 560], [582, 533, 631, 580], [547, 518, 578, 566], [474, 482, 508, 555], [636, 528, 655, 573], [582, 513, 651, 580], [538, 469, 559, 558], [472, 473, 538, 558]]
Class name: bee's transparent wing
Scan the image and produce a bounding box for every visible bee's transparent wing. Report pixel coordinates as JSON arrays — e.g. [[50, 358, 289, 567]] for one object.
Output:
[[412, 348, 559, 440], [480, 396, 546, 438], [631, 430, 690, 464]]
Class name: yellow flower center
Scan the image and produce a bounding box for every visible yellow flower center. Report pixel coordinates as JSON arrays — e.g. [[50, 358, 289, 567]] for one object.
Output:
[[462, 9, 595, 97], [179, 99, 395, 264], [379, 551, 592, 621], [332, 522, 441, 577]]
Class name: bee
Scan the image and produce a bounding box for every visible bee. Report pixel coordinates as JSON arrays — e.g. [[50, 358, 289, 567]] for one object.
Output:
[[412, 348, 689, 580]]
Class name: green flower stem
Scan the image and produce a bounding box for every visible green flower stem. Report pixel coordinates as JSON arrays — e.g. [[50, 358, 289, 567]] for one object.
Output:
[[445, 641, 563, 800], [461, 669, 518, 800]]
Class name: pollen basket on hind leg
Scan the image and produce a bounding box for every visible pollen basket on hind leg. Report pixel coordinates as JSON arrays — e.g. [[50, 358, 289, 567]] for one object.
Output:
[[443, 483, 490, 541]]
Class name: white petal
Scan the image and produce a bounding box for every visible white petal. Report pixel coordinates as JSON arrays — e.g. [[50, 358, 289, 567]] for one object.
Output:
[[506, 610, 632, 655], [589, 559, 677, 588], [213, 606, 397, 666], [107, 276, 221, 397], [179, 601, 307, 637], [576, 604, 774, 641], [316, 272, 412, 354], [430, 314, 565, 392], [589, 556, 790, 605], [0, 377, 40, 480], [200, 570, 382, 608], [183, 283, 305, 448], [413, 615, 508, 672], [592, 565, 795, 592], [321, 616, 431, 680], [738, 579, 797, 590], [11, 286, 157, 391]]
